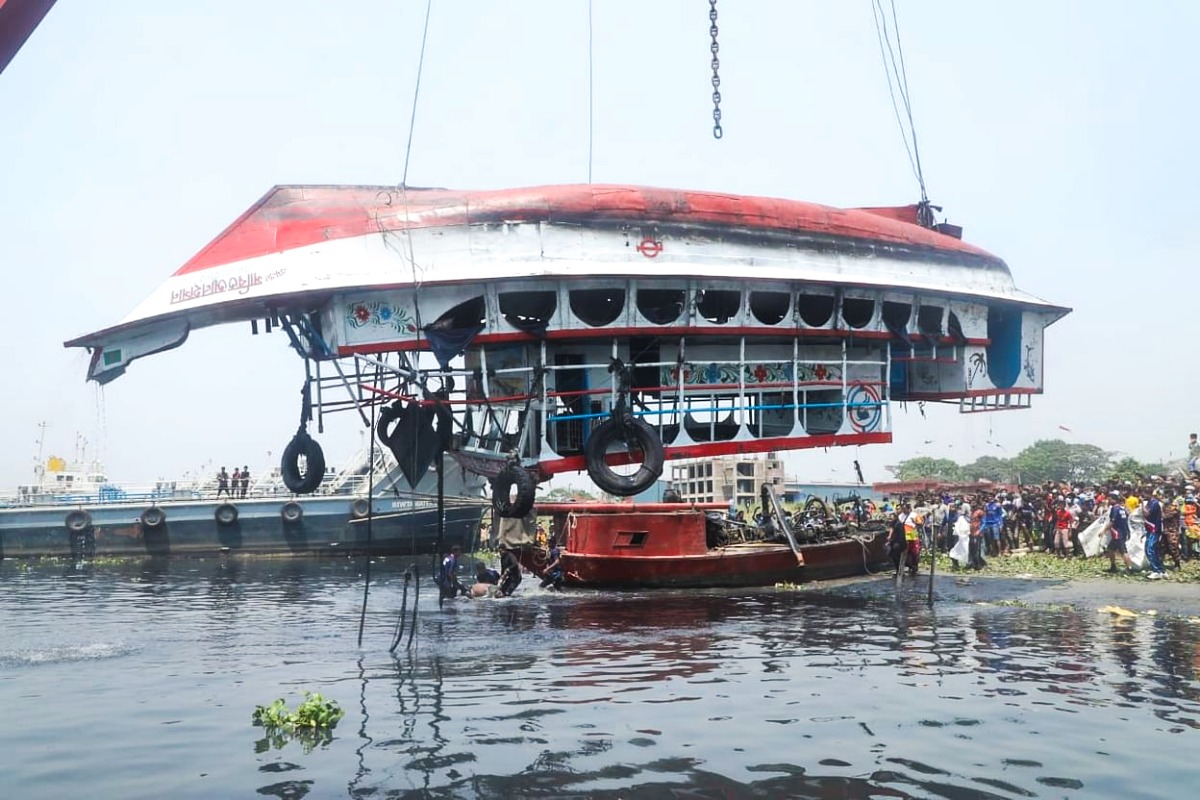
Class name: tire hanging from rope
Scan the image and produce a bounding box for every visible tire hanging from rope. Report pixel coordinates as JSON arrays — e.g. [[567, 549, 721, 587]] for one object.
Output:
[[585, 416, 664, 496], [281, 367, 326, 494], [584, 361, 664, 497], [491, 462, 536, 518]]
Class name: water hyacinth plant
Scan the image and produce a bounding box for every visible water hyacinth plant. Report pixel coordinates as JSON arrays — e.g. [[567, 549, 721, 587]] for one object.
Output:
[[252, 691, 345, 753]]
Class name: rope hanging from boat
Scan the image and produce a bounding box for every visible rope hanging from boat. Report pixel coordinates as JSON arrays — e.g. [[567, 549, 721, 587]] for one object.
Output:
[[870, 0, 933, 226], [357, 371, 380, 648], [389, 564, 420, 653]]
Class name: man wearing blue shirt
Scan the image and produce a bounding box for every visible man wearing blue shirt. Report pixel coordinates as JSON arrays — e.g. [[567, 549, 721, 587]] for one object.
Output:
[[1107, 491, 1135, 573], [982, 498, 1005, 558], [1143, 490, 1165, 579]]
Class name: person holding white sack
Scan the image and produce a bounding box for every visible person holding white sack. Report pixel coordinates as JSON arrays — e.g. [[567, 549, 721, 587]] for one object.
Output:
[[949, 513, 971, 568]]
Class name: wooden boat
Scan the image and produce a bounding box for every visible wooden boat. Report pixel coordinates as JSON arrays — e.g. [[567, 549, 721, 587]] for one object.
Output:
[[508, 501, 890, 590]]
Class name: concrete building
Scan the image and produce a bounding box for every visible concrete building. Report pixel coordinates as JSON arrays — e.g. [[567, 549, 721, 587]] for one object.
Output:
[[670, 454, 786, 509]]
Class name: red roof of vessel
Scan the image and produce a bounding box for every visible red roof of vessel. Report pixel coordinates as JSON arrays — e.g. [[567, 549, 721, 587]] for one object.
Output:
[[176, 184, 1001, 276]]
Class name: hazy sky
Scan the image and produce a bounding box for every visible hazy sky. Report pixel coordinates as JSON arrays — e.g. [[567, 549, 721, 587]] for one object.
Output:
[[1, 1, 1196, 490]]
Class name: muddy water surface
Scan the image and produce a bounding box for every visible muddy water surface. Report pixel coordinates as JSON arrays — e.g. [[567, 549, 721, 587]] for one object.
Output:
[[2, 557, 1197, 799]]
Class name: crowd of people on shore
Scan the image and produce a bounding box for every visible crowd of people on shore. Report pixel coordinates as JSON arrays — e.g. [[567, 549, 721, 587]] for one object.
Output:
[[882, 471, 1200, 579]]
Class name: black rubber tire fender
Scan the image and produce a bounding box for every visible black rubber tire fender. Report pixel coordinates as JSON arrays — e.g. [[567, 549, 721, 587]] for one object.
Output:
[[491, 465, 535, 519], [215, 503, 239, 525], [281, 501, 304, 524], [584, 416, 664, 497], [141, 507, 166, 528], [350, 498, 371, 520], [281, 431, 326, 494], [65, 509, 92, 533]]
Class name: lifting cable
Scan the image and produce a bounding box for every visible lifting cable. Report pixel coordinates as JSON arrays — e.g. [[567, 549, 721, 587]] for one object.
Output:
[[708, 0, 723, 139], [870, 0, 932, 222], [587, 0, 595, 181], [401, 0, 434, 189]]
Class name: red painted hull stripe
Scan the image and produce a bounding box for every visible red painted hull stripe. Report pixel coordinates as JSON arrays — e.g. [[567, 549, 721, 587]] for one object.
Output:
[[178, 184, 1001, 275], [535, 431, 892, 478]]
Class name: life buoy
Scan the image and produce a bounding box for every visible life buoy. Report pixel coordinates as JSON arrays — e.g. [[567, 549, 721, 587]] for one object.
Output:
[[350, 498, 371, 519], [281, 501, 304, 524], [584, 416, 664, 496], [65, 509, 92, 532], [280, 431, 326, 494], [215, 503, 239, 525], [491, 465, 535, 518], [141, 507, 166, 528]]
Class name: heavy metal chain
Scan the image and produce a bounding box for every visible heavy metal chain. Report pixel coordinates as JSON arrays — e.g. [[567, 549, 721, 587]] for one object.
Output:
[[709, 0, 722, 139]]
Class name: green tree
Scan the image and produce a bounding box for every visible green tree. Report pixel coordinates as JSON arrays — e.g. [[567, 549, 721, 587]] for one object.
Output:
[[1011, 440, 1111, 485], [888, 456, 963, 482], [1108, 457, 1146, 483], [1107, 457, 1176, 483], [961, 455, 1016, 482], [544, 486, 597, 501]]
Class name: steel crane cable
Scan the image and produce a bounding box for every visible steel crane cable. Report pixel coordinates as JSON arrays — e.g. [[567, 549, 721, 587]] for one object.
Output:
[[870, 0, 929, 211]]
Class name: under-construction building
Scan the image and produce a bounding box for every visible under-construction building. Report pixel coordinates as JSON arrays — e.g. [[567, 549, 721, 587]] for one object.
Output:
[[669, 454, 786, 508]]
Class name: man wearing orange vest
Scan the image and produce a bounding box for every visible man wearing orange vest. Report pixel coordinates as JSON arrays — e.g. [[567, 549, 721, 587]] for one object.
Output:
[[900, 502, 923, 576]]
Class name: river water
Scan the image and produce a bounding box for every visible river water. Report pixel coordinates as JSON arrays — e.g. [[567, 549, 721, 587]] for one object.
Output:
[[2, 557, 1197, 799]]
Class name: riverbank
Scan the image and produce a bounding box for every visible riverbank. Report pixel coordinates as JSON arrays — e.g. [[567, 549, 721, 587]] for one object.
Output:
[[805, 552, 1200, 620]]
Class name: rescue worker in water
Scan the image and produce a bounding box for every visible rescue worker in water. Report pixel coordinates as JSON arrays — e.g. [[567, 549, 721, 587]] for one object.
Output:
[[436, 545, 469, 599]]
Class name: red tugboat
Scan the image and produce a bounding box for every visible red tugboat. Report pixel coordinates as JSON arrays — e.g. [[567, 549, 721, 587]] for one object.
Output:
[[509, 492, 890, 590]]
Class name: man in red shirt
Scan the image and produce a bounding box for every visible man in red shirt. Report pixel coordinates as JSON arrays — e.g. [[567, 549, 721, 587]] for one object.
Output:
[[1053, 499, 1074, 558]]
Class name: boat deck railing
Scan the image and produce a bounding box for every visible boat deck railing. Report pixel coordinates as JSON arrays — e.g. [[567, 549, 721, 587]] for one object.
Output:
[[0, 470, 467, 509]]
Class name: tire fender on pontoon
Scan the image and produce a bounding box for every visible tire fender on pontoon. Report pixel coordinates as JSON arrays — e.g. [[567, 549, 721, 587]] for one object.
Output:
[[65, 509, 92, 533], [584, 416, 664, 496], [350, 498, 371, 520], [140, 507, 166, 528], [215, 503, 239, 525], [281, 501, 304, 524]]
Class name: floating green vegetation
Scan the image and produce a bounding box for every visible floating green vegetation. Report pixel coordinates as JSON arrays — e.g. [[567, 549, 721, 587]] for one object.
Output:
[[252, 691, 345, 753], [934, 552, 1200, 583]]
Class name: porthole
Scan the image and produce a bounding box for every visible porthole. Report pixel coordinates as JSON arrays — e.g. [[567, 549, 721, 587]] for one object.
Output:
[[570, 288, 625, 327], [841, 297, 875, 329], [749, 291, 789, 325], [637, 288, 686, 324], [696, 290, 741, 324], [429, 296, 486, 330], [882, 301, 911, 331], [917, 305, 944, 337], [797, 294, 835, 327], [499, 291, 556, 332]]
